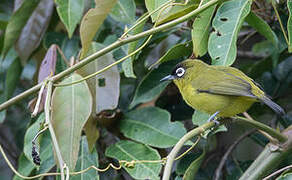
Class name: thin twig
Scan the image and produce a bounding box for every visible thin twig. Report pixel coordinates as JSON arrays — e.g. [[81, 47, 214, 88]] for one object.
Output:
[[235, 116, 287, 143], [31, 80, 48, 117], [263, 164, 292, 180], [214, 130, 255, 180], [243, 112, 278, 144]]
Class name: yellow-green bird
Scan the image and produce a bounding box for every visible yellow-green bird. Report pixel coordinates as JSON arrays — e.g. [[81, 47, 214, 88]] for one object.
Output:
[[161, 59, 285, 119]]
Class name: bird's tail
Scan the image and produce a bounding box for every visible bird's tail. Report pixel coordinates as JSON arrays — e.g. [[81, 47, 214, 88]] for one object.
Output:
[[260, 96, 285, 116]]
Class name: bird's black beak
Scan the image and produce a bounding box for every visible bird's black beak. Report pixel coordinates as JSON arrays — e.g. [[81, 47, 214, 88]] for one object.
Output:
[[160, 75, 175, 82]]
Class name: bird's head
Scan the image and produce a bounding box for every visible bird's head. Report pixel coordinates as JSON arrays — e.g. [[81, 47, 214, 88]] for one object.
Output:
[[160, 59, 202, 86]]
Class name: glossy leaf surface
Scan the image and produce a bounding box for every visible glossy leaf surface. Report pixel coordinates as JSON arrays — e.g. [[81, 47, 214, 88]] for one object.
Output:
[[120, 107, 188, 148]]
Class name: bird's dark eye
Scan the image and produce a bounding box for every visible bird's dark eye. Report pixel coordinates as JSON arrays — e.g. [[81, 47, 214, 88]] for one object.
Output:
[[175, 67, 185, 77]]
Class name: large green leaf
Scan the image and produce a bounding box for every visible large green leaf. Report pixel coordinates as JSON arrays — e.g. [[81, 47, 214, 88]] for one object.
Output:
[[55, 0, 84, 38], [288, 0, 292, 52], [192, 0, 216, 57], [2, 0, 41, 56], [245, 12, 278, 50], [120, 107, 188, 148], [110, 0, 136, 24], [77, 42, 120, 114], [129, 59, 180, 108], [51, 73, 92, 170], [183, 150, 205, 180], [15, 0, 54, 65], [122, 13, 147, 78], [105, 140, 161, 180], [80, 0, 117, 57], [71, 136, 99, 180], [208, 0, 252, 66]]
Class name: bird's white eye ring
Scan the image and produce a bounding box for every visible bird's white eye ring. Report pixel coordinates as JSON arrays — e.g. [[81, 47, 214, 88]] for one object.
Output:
[[176, 67, 185, 77]]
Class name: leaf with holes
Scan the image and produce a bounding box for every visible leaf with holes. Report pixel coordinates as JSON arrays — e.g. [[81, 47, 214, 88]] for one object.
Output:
[[110, 0, 136, 24], [51, 73, 92, 170], [71, 136, 99, 180], [2, 0, 40, 57], [80, 0, 117, 57], [105, 140, 161, 180], [77, 42, 120, 114], [288, 0, 292, 52], [15, 0, 54, 65], [245, 12, 278, 50], [192, 0, 216, 57], [77, 42, 119, 151], [55, 0, 84, 38], [120, 107, 189, 148], [208, 0, 251, 66]]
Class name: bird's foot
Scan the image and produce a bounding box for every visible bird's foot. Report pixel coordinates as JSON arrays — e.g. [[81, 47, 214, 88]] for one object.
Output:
[[207, 111, 220, 125]]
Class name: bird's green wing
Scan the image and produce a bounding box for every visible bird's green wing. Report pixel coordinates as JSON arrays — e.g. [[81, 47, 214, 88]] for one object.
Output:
[[195, 67, 257, 98]]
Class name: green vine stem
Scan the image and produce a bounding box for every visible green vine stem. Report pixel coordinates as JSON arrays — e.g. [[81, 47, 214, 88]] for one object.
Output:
[[240, 126, 292, 180], [0, 0, 220, 112], [235, 116, 288, 143], [162, 122, 216, 180], [44, 81, 66, 180]]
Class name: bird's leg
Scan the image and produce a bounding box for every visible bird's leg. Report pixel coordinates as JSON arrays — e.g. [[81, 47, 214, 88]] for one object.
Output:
[[208, 111, 220, 125]]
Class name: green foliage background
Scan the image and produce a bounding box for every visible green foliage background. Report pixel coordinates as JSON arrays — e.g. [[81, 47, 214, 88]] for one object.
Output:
[[0, 0, 292, 179]]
